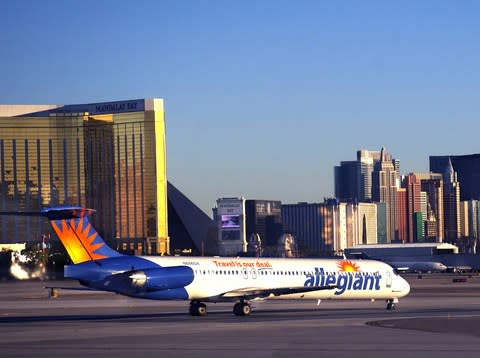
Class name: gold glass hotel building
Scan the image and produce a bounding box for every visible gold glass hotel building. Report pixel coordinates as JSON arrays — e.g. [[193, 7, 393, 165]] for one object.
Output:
[[0, 99, 169, 254]]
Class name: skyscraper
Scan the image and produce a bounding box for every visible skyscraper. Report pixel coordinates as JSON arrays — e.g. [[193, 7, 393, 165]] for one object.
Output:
[[372, 148, 399, 243], [402, 174, 422, 242], [0, 99, 169, 254], [282, 202, 326, 254], [395, 187, 407, 242], [357, 150, 382, 202], [415, 172, 444, 242], [245, 200, 283, 248], [430, 154, 480, 201], [443, 159, 461, 243], [358, 202, 378, 245], [334, 161, 359, 201], [334, 150, 383, 203], [466, 200, 480, 254]]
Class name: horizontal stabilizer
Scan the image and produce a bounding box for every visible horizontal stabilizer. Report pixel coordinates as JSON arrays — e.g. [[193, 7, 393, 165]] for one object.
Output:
[[44, 286, 98, 291], [0, 206, 95, 220]]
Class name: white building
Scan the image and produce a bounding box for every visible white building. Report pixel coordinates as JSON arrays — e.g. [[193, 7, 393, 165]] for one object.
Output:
[[216, 197, 247, 256]]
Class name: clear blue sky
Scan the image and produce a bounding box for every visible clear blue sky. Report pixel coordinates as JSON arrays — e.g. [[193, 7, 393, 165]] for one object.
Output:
[[1, 1, 479, 214]]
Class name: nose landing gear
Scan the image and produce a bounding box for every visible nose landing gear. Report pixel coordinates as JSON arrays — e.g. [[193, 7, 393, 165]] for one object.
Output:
[[386, 298, 398, 310]]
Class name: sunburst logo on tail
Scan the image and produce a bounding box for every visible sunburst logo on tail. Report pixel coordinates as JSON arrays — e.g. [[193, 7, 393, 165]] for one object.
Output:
[[337, 260, 361, 273], [51, 218, 107, 264]]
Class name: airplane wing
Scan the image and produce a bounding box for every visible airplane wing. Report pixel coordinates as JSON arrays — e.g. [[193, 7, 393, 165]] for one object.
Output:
[[216, 284, 337, 301]]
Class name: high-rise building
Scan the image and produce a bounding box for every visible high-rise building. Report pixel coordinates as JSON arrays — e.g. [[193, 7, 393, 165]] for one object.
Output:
[[395, 188, 407, 242], [376, 202, 387, 244], [420, 191, 428, 223], [358, 202, 378, 245], [320, 198, 340, 255], [430, 154, 480, 201], [466, 200, 480, 239], [402, 174, 422, 242], [331, 200, 379, 253], [357, 150, 382, 202], [334, 150, 383, 202], [282, 202, 326, 254], [216, 197, 247, 255], [282, 200, 378, 256], [245, 200, 283, 249], [415, 172, 444, 242], [334, 161, 359, 201], [443, 159, 461, 243], [0, 99, 169, 254], [372, 148, 399, 243], [414, 212, 425, 242], [216, 197, 247, 256], [425, 202, 438, 240], [466, 200, 480, 254], [459, 201, 469, 238]]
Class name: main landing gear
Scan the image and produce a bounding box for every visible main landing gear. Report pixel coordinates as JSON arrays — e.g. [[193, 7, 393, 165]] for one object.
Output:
[[189, 300, 252, 316], [233, 301, 252, 316], [189, 301, 207, 316], [386, 298, 398, 310]]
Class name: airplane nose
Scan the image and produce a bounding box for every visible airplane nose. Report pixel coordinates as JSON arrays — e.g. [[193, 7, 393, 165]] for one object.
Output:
[[392, 275, 410, 297], [401, 277, 410, 296]]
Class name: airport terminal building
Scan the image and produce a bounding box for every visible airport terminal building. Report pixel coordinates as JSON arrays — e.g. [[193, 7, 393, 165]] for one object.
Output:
[[0, 99, 170, 254]]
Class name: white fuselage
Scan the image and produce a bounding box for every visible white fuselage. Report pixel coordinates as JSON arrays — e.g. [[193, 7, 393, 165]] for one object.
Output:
[[140, 256, 410, 302]]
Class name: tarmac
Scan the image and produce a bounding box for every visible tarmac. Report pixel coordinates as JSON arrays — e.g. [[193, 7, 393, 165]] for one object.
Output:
[[1, 273, 480, 357]]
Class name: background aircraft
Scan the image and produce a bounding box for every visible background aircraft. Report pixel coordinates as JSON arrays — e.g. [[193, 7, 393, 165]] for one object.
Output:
[[389, 261, 448, 273]]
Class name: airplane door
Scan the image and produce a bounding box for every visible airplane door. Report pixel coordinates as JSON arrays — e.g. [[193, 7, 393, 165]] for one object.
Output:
[[250, 268, 257, 280], [386, 271, 392, 288], [242, 268, 248, 279]]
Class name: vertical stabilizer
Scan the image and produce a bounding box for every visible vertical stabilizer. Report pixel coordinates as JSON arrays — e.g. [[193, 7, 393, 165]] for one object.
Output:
[[49, 213, 121, 264], [0, 207, 121, 264]]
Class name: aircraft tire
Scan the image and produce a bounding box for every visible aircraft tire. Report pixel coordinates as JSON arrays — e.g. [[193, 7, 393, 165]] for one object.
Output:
[[189, 303, 198, 316], [197, 303, 207, 316], [386, 300, 396, 310], [190, 302, 207, 316], [241, 303, 251, 316], [233, 302, 251, 316]]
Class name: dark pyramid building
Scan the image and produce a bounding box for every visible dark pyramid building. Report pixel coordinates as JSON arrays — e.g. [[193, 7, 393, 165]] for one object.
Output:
[[167, 182, 217, 255]]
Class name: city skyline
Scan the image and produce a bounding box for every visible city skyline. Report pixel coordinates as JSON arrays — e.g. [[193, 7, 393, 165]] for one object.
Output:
[[2, 1, 480, 215]]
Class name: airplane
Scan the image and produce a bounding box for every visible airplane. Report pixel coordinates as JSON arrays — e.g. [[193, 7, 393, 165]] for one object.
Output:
[[346, 251, 448, 274], [1, 207, 410, 316], [388, 261, 448, 274]]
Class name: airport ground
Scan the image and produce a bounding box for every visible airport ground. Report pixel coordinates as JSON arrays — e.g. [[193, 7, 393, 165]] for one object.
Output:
[[1, 274, 480, 357]]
